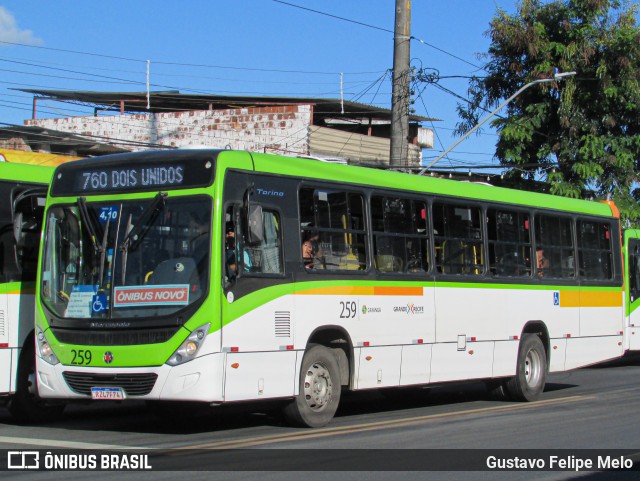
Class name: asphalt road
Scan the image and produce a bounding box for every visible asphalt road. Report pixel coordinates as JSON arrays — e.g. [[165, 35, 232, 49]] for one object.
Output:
[[2, 352, 640, 481]]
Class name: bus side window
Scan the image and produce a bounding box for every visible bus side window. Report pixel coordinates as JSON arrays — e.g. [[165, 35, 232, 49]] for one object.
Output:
[[487, 209, 531, 277], [577, 221, 612, 280], [434, 203, 484, 275], [0, 182, 20, 282], [631, 246, 640, 302], [371, 195, 429, 274], [299, 187, 367, 271], [535, 214, 575, 278], [244, 210, 283, 275]]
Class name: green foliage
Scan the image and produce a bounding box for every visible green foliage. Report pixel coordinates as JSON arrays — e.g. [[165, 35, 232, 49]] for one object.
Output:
[[457, 0, 640, 225]]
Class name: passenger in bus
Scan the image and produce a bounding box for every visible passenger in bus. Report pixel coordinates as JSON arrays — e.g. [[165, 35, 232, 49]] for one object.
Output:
[[536, 248, 549, 277], [226, 223, 239, 278], [225, 222, 251, 278], [302, 231, 322, 269]]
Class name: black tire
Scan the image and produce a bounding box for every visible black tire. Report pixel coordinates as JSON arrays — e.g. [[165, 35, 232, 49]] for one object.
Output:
[[8, 337, 64, 423], [282, 344, 341, 428], [485, 379, 511, 401], [505, 333, 547, 402]]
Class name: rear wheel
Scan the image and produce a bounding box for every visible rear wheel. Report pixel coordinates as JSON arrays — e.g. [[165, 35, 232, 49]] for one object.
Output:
[[506, 334, 547, 402], [282, 344, 341, 428], [8, 338, 64, 423]]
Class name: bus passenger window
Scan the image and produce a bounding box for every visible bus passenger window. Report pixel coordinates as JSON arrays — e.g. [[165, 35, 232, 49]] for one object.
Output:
[[577, 221, 612, 280], [632, 247, 640, 302], [299, 188, 367, 271], [371, 196, 429, 274], [535, 215, 575, 279], [433, 203, 484, 275], [487, 209, 531, 277]]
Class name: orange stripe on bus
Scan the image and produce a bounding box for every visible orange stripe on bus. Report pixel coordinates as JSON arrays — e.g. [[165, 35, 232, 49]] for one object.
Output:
[[297, 286, 375, 296], [561, 290, 621, 308], [373, 286, 423, 296], [559, 291, 580, 308], [297, 286, 423, 296]]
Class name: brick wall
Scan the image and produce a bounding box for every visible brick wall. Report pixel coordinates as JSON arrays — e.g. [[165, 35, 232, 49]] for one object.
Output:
[[26, 104, 313, 154]]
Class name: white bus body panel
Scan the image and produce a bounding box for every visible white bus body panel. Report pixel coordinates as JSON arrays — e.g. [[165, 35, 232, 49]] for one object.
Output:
[[434, 287, 580, 342], [430, 341, 495, 383], [399, 344, 432, 386], [1, 292, 34, 396], [223, 351, 297, 401], [628, 321, 640, 351], [548, 338, 567, 372], [355, 346, 402, 389], [565, 336, 623, 370], [492, 340, 519, 377], [626, 303, 640, 351], [580, 292, 624, 337]]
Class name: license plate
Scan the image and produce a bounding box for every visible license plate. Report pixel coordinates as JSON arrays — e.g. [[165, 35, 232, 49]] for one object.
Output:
[[90, 387, 126, 400]]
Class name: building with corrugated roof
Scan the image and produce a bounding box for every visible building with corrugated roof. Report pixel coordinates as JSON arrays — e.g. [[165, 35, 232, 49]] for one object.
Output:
[[16, 89, 434, 167]]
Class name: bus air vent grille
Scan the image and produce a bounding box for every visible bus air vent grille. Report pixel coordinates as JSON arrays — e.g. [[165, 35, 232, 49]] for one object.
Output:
[[0, 310, 5, 338], [51, 327, 179, 346], [274, 311, 291, 338], [62, 372, 158, 396]]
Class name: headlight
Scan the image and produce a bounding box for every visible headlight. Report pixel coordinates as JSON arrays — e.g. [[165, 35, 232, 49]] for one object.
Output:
[[166, 323, 210, 366], [36, 325, 60, 365]]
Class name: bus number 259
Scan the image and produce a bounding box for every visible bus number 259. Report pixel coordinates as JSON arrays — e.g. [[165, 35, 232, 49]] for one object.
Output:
[[70, 349, 92, 365], [339, 301, 357, 319]]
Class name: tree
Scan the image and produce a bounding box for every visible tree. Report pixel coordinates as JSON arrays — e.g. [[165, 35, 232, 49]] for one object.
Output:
[[457, 0, 640, 224]]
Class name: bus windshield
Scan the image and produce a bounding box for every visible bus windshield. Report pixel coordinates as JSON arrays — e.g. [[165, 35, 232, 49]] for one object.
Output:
[[41, 195, 210, 320]]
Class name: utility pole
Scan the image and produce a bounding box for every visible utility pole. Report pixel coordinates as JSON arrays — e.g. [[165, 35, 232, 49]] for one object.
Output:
[[390, 0, 411, 168]]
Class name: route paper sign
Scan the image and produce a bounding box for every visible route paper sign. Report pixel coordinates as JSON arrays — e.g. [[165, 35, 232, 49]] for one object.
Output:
[[66, 285, 98, 318]]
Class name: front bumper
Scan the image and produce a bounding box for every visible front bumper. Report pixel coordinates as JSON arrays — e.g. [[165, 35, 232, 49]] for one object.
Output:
[[36, 352, 225, 402]]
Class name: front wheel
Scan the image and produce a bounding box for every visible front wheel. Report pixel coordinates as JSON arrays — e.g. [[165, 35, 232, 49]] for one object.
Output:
[[282, 344, 341, 428], [506, 333, 547, 402], [8, 338, 64, 423]]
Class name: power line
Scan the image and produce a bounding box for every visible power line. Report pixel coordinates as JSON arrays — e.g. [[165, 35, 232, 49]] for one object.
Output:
[[0, 53, 379, 87], [0, 40, 144, 63], [272, 0, 484, 71], [0, 40, 381, 76], [0, 56, 392, 98]]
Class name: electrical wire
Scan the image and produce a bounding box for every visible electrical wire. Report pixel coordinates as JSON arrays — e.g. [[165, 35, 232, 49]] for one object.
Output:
[[0, 40, 381, 76], [272, 0, 484, 71]]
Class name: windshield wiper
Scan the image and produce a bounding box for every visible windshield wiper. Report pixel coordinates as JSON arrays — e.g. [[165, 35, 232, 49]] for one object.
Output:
[[77, 197, 102, 253], [98, 215, 111, 289], [120, 213, 133, 285], [119, 192, 167, 283]]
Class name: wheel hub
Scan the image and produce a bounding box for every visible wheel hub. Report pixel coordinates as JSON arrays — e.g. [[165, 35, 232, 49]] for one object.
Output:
[[524, 348, 542, 388], [303, 361, 333, 412]]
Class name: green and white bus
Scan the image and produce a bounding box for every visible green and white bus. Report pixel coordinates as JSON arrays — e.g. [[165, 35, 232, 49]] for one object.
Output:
[[34, 149, 628, 427], [0, 161, 62, 422], [624, 229, 640, 352]]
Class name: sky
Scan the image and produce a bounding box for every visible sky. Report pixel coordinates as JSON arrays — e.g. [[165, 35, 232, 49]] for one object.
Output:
[[0, 0, 519, 172]]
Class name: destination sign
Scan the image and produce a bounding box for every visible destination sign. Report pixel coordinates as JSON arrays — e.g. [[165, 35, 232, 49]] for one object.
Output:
[[78, 165, 185, 192], [50, 154, 216, 196]]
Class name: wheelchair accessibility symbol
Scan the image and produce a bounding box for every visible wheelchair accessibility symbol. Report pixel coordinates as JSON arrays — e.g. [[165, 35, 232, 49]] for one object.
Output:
[[92, 293, 107, 313], [553, 291, 560, 306]]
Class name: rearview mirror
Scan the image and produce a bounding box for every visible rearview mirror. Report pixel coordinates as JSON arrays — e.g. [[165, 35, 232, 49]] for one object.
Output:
[[247, 204, 264, 245]]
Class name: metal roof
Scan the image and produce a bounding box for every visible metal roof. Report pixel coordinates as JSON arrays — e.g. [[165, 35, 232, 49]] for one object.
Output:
[[16, 89, 433, 123], [0, 124, 129, 155]]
